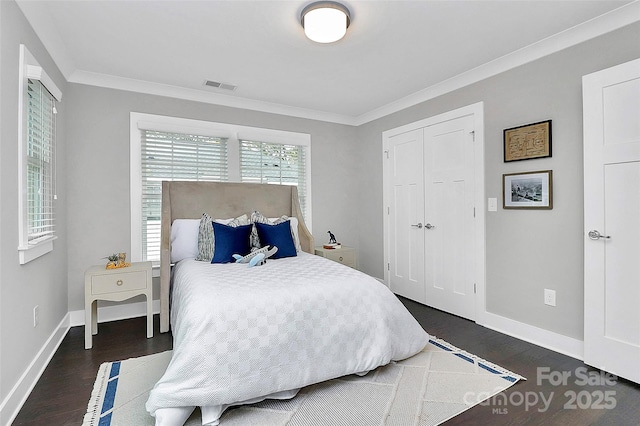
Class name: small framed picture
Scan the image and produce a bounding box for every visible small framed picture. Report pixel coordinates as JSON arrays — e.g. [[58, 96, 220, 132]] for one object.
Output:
[[503, 170, 553, 209], [503, 120, 552, 162]]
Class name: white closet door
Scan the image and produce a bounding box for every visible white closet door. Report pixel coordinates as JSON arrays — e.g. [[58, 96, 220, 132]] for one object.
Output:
[[388, 129, 426, 303], [424, 114, 476, 320], [583, 58, 640, 384]]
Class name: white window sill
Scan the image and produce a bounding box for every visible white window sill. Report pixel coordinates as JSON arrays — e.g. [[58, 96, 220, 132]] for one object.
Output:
[[19, 236, 56, 265]]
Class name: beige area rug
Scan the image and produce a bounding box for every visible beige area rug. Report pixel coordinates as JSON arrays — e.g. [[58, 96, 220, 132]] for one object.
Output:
[[83, 338, 524, 425]]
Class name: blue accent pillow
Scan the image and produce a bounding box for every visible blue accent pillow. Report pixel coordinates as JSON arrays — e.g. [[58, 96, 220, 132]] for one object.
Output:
[[255, 220, 297, 259], [211, 223, 252, 264]]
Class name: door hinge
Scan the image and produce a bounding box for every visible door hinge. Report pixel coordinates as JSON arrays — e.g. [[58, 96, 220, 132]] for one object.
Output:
[[473, 207, 476, 218], [384, 150, 389, 159], [388, 263, 390, 271], [470, 130, 475, 141], [387, 206, 390, 215], [474, 283, 477, 294]]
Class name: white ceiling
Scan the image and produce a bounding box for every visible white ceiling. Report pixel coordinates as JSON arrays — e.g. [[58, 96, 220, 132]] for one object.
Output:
[[17, 0, 638, 125]]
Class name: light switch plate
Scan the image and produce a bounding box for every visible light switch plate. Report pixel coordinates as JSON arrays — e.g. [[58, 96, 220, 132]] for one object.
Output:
[[488, 198, 498, 212]]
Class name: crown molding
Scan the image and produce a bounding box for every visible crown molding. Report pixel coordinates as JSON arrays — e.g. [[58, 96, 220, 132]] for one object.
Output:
[[354, 1, 640, 126], [68, 70, 358, 126]]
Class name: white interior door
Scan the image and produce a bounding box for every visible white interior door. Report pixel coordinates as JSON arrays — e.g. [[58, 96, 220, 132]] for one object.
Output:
[[385, 108, 479, 320], [583, 58, 640, 384], [388, 129, 426, 303], [424, 115, 476, 320]]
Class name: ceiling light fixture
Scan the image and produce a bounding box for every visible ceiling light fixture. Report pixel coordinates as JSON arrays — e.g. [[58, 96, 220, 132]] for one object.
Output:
[[301, 1, 351, 44]]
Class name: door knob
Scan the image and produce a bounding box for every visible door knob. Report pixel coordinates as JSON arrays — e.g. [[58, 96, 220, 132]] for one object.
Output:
[[411, 223, 423, 229], [588, 230, 610, 240], [425, 223, 435, 230]]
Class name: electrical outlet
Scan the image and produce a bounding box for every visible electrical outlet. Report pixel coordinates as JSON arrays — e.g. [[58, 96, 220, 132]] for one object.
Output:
[[33, 305, 39, 327], [544, 289, 556, 307]]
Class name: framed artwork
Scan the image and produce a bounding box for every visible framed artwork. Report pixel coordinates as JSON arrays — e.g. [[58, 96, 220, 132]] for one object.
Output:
[[503, 120, 552, 162], [503, 170, 553, 209]]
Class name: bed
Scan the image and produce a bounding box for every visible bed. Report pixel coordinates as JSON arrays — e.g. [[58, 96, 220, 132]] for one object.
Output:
[[148, 181, 429, 425]]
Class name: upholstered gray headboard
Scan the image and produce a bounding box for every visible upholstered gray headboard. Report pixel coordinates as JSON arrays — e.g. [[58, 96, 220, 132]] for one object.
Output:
[[159, 181, 314, 333]]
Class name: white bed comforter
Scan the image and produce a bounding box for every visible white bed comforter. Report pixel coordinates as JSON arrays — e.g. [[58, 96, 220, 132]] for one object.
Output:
[[146, 252, 429, 425]]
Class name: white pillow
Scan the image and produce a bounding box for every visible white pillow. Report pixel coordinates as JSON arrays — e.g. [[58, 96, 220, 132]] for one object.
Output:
[[170, 219, 200, 263], [269, 216, 302, 252]]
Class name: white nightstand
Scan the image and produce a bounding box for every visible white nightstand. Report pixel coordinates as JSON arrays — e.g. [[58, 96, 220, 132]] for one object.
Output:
[[84, 261, 153, 349], [314, 246, 357, 269]]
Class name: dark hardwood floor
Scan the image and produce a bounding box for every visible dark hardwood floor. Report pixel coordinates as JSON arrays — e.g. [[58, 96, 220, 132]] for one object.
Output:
[[13, 298, 640, 425], [13, 315, 173, 426]]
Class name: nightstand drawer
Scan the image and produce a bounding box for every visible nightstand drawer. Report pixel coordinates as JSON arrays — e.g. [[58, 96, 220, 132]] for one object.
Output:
[[91, 270, 147, 295], [324, 250, 355, 266], [315, 246, 357, 268]]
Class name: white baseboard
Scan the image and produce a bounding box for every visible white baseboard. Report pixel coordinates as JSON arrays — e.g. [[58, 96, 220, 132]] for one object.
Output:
[[1, 301, 162, 426], [0, 313, 70, 426], [68, 299, 161, 327], [478, 311, 584, 360], [389, 288, 583, 360]]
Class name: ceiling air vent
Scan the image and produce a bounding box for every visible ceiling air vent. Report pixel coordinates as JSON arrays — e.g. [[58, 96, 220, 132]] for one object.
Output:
[[204, 80, 237, 91]]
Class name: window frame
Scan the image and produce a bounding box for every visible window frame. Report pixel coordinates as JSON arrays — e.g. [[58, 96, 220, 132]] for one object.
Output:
[[130, 112, 312, 270], [18, 44, 62, 265]]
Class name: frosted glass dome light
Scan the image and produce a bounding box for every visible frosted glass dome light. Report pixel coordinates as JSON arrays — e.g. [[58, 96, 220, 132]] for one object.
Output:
[[301, 2, 351, 43]]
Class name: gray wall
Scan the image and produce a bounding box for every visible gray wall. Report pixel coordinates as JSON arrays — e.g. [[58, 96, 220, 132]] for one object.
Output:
[[65, 84, 359, 311], [356, 22, 640, 340], [0, 0, 68, 416]]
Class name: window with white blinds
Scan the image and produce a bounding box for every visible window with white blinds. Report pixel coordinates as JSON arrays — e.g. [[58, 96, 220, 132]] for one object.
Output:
[[141, 130, 228, 261], [19, 44, 62, 264], [240, 140, 308, 217], [130, 113, 312, 267], [26, 79, 57, 243]]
